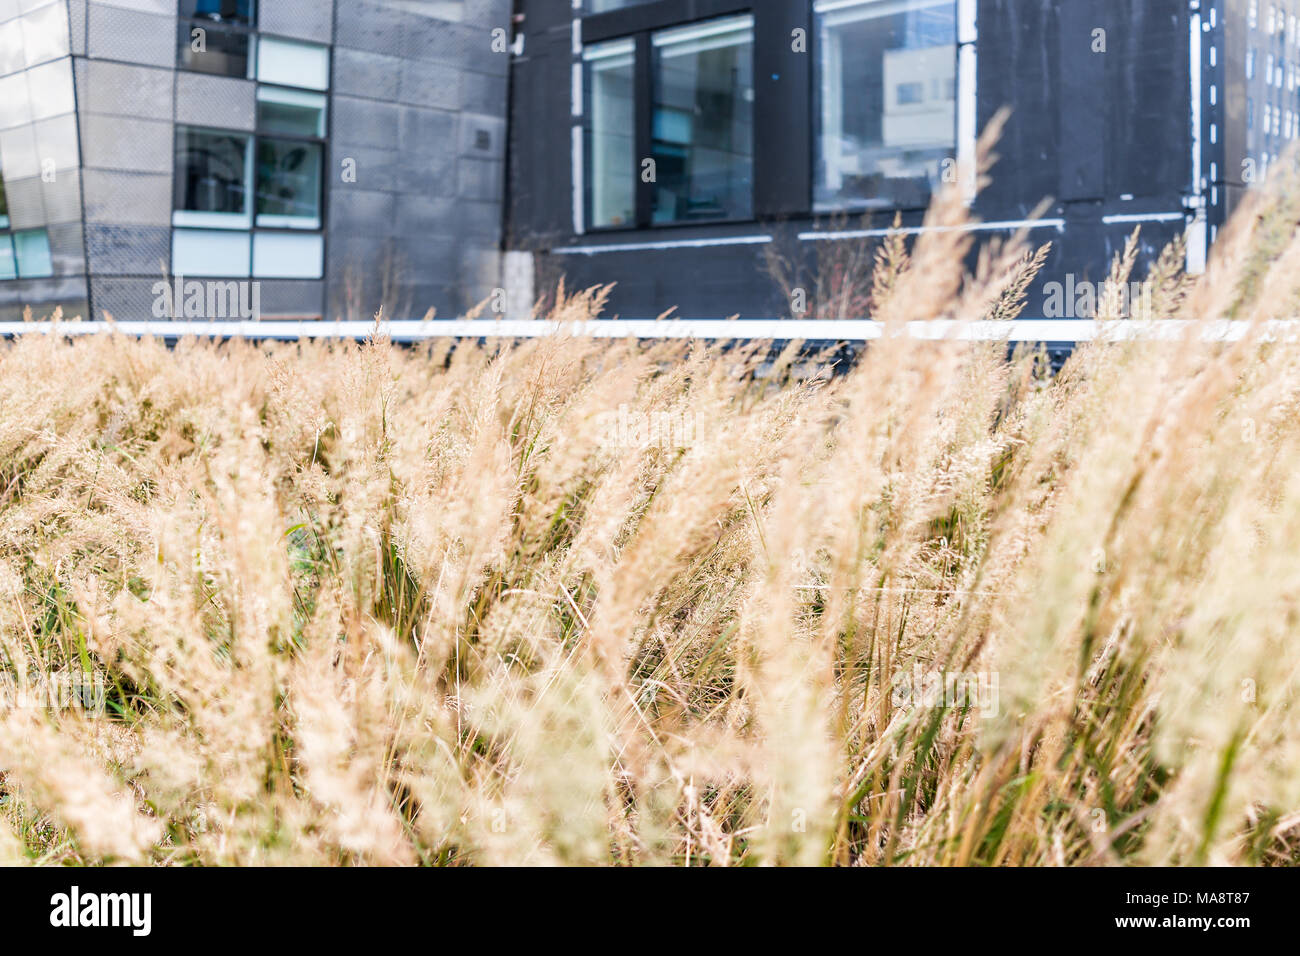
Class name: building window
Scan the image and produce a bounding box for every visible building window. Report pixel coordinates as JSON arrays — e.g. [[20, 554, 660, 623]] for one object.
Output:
[[579, 13, 755, 230], [177, 0, 256, 78], [172, 41, 329, 278], [815, 0, 958, 212], [0, 228, 54, 281], [584, 39, 636, 228], [256, 35, 330, 91], [175, 128, 252, 225], [0, 170, 54, 280], [650, 15, 755, 224]]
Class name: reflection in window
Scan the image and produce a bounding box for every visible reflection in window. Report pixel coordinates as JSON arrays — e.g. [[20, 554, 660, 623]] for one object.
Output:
[[184, 0, 254, 24], [256, 138, 323, 227], [172, 228, 252, 277], [257, 87, 327, 138], [20, 2, 71, 69], [0, 229, 54, 280], [174, 128, 251, 220], [257, 37, 330, 91], [584, 39, 636, 228], [651, 15, 754, 224], [177, 0, 255, 77], [13, 229, 52, 277], [253, 232, 323, 279], [815, 0, 957, 212], [0, 164, 54, 279]]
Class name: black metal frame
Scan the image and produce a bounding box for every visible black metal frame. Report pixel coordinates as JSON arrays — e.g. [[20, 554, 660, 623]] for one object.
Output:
[[576, 0, 975, 237], [578, 0, 813, 233]]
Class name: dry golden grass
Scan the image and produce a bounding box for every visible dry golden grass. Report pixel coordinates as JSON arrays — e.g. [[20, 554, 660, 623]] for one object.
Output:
[[4, 159, 1300, 867]]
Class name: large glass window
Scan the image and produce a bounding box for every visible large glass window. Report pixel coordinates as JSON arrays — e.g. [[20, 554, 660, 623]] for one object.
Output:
[[256, 138, 323, 228], [0, 161, 53, 280], [651, 15, 754, 224], [0, 229, 54, 280], [174, 128, 252, 223], [13, 229, 52, 277], [584, 39, 636, 228], [173, 59, 329, 277], [815, 0, 957, 211], [177, 0, 256, 77], [256, 36, 330, 91]]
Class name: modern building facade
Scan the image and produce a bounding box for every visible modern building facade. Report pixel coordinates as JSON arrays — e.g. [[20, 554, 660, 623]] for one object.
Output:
[[0, 1, 1291, 324], [504, 0, 1288, 319], [0, 0, 510, 323]]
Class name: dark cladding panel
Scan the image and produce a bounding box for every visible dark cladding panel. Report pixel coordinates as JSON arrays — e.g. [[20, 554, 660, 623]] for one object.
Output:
[[973, 0, 1061, 219], [1104, 0, 1190, 201], [506, 2, 575, 248], [1059, 1, 1105, 201], [753, 1, 811, 218]]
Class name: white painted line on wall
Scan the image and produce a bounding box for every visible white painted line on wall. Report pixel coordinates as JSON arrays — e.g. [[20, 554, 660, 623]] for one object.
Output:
[[798, 218, 1067, 241], [1101, 212, 1188, 224], [553, 234, 774, 254]]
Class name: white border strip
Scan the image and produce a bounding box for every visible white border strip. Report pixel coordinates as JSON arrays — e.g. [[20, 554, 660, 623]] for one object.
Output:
[[3, 319, 1298, 344], [554, 234, 774, 255], [798, 218, 1066, 240], [1101, 212, 1188, 225]]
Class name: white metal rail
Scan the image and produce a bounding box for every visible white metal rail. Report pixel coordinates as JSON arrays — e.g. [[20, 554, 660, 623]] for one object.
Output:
[[0, 319, 1297, 343]]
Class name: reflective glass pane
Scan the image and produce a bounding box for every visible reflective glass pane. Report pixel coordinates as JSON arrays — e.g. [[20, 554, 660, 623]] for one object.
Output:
[[20, 3, 70, 69], [0, 235, 14, 280], [257, 88, 327, 138], [814, 0, 957, 211], [26, 60, 75, 121], [178, 22, 252, 78], [257, 37, 330, 91], [14, 228, 52, 278], [256, 138, 322, 226], [172, 228, 252, 277], [253, 232, 323, 279], [175, 128, 250, 216], [651, 15, 754, 224], [584, 39, 636, 228], [181, 0, 255, 26]]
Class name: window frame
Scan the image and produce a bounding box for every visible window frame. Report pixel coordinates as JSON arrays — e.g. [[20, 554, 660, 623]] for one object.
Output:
[[574, 0, 967, 235], [810, 0, 963, 216], [0, 165, 55, 281], [176, 0, 258, 79], [579, 0, 778, 234], [171, 77, 330, 278]]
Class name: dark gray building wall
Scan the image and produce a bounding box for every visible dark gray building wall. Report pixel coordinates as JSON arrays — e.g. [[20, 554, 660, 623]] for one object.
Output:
[[328, 0, 510, 320], [506, 0, 1206, 320], [74, 0, 177, 322], [2, 0, 512, 322]]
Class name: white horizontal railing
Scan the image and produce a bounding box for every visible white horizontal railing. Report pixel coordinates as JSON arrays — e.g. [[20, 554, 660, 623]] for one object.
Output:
[[1, 319, 1299, 343]]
